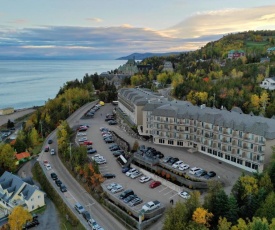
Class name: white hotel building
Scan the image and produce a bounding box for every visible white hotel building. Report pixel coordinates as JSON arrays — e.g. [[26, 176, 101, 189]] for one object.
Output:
[[118, 88, 275, 173]]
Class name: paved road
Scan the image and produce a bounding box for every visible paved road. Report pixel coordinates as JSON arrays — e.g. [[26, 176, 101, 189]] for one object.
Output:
[[38, 102, 127, 230], [0, 109, 35, 127]]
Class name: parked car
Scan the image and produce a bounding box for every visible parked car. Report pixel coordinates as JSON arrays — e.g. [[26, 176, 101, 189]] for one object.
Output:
[[179, 164, 190, 171], [82, 211, 91, 221], [105, 138, 114, 143], [139, 176, 151, 183], [109, 144, 119, 149], [88, 219, 101, 230], [107, 183, 119, 190], [123, 194, 137, 203], [113, 151, 124, 157], [87, 149, 97, 154], [91, 154, 103, 161], [75, 202, 85, 214], [78, 137, 88, 142], [126, 168, 137, 177], [83, 141, 93, 145], [110, 146, 120, 151], [189, 167, 202, 175], [100, 127, 109, 132], [122, 167, 131, 173], [130, 171, 142, 179], [44, 146, 50, 152], [163, 156, 172, 163], [204, 171, 216, 179], [95, 158, 107, 164], [77, 132, 87, 136], [172, 160, 184, 169], [50, 149, 55, 155], [168, 157, 179, 165], [86, 145, 93, 150], [108, 120, 117, 125], [45, 164, 52, 170], [129, 197, 143, 207], [178, 191, 191, 199], [55, 179, 62, 187], [60, 185, 67, 193], [22, 219, 39, 229], [149, 180, 161, 188], [111, 184, 123, 193], [119, 189, 134, 199], [50, 173, 58, 180], [48, 139, 53, 144], [103, 173, 116, 179], [195, 169, 207, 177]]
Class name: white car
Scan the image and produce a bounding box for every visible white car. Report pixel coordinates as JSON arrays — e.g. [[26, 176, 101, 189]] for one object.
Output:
[[107, 183, 119, 190], [95, 158, 106, 164], [172, 160, 184, 169], [77, 132, 87, 136], [91, 154, 103, 160], [78, 137, 88, 142], [50, 149, 55, 155], [45, 164, 52, 170], [125, 168, 137, 177], [178, 191, 191, 199], [130, 171, 142, 179], [139, 176, 151, 183], [189, 167, 202, 175], [111, 184, 123, 193], [179, 164, 190, 171]]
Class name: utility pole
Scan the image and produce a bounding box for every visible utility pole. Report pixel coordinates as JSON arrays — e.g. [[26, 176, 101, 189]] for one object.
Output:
[[213, 93, 216, 108], [69, 142, 73, 160]]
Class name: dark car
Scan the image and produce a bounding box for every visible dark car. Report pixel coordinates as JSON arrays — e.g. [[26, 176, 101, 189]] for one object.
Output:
[[122, 167, 131, 173], [108, 120, 117, 125], [103, 173, 116, 179], [82, 211, 91, 221], [113, 151, 124, 157], [48, 139, 53, 144], [55, 180, 62, 187], [123, 194, 137, 203], [105, 117, 114, 121], [50, 173, 58, 180], [110, 146, 120, 151], [168, 157, 179, 165], [195, 170, 207, 177], [119, 189, 134, 199], [129, 197, 143, 207], [109, 144, 119, 149], [105, 138, 114, 143], [60, 185, 67, 192], [44, 146, 50, 152], [87, 149, 97, 154], [204, 171, 216, 179], [23, 220, 39, 229]]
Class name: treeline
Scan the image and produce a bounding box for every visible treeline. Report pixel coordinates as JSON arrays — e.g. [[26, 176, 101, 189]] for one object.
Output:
[[163, 150, 275, 229], [127, 30, 275, 117]]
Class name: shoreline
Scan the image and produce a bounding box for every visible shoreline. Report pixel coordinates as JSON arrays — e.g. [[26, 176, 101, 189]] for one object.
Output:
[[0, 108, 36, 127]]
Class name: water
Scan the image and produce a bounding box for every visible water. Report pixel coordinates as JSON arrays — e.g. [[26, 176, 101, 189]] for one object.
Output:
[[0, 60, 126, 109]]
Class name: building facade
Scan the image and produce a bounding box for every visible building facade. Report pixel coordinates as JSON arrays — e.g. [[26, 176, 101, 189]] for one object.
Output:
[[0, 108, 14, 115], [260, 77, 275, 90], [228, 50, 245, 59], [0, 172, 45, 212], [118, 88, 275, 173]]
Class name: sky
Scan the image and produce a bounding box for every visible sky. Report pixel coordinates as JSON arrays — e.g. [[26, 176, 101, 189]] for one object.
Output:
[[1, 0, 275, 60]]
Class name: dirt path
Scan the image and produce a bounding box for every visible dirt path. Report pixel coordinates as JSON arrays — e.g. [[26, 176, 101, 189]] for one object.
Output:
[[0, 109, 36, 127]]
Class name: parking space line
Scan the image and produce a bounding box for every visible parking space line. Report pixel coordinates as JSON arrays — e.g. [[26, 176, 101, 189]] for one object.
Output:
[[159, 186, 168, 192], [164, 190, 174, 196], [67, 191, 77, 202], [169, 193, 178, 199], [86, 202, 95, 207]]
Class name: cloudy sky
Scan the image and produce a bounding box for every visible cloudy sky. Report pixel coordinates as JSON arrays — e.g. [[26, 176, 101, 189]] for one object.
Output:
[[1, 0, 275, 59]]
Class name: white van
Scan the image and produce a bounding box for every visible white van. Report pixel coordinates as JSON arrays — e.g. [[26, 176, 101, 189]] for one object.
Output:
[[189, 167, 202, 175]]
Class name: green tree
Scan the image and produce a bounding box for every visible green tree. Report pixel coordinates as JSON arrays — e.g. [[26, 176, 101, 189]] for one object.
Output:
[[218, 217, 232, 230], [0, 144, 16, 172], [225, 196, 239, 225], [185, 191, 201, 220], [255, 192, 275, 222], [29, 127, 39, 147]]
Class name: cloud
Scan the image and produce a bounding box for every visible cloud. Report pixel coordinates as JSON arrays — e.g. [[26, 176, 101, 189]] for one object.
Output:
[[9, 19, 29, 25], [86, 17, 102, 23], [165, 5, 275, 38]]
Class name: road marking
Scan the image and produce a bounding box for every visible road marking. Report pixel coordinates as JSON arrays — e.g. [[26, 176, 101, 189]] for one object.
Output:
[[164, 190, 174, 196], [85, 202, 95, 207], [159, 186, 168, 192], [67, 191, 77, 202]]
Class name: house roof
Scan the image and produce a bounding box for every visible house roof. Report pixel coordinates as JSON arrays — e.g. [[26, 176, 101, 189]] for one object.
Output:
[[0, 171, 39, 202], [148, 100, 275, 139], [15, 152, 30, 161]]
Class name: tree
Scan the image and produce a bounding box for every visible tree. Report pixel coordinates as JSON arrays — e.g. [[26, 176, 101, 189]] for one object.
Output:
[[192, 207, 213, 227], [185, 191, 201, 220], [0, 144, 16, 172], [255, 192, 275, 222], [163, 201, 189, 230], [8, 206, 32, 230], [7, 119, 14, 129], [132, 140, 139, 152], [225, 196, 239, 225], [218, 217, 232, 230], [29, 127, 39, 147]]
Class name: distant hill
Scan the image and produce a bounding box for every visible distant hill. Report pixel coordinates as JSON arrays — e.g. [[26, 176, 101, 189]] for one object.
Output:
[[116, 52, 184, 60]]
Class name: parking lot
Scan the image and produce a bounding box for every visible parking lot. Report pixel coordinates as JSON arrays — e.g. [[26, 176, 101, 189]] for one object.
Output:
[[80, 103, 243, 210]]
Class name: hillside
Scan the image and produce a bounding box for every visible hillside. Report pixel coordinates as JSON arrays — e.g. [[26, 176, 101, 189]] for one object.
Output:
[[116, 52, 184, 60]]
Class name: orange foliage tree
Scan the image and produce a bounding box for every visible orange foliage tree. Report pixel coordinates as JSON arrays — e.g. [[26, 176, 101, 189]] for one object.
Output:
[[192, 207, 213, 227]]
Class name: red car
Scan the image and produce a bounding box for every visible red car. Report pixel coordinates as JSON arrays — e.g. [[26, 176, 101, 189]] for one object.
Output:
[[149, 180, 161, 188], [82, 141, 93, 145]]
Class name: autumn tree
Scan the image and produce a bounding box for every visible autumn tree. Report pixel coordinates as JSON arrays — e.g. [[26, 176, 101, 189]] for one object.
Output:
[[8, 206, 32, 230], [0, 144, 16, 172], [217, 217, 232, 230], [192, 207, 213, 227], [132, 140, 139, 152], [29, 127, 39, 147]]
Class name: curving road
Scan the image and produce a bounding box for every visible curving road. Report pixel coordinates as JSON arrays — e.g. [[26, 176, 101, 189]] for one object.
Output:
[[38, 101, 127, 230]]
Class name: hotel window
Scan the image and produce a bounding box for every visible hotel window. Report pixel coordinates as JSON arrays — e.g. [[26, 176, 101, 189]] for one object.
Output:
[[219, 127, 222, 132], [237, 159, 243, 165], [218, 152, 223, 158], [213, 150, 217, 156], [168, 140, 174, 145], [185, 127, 189, 131], [166, 117, 168, 122], [239, 131, 243, 138], [228, 146, 231, 151], [201, 146, 206, 151], [231, 157, 236, 162], [225, 155, 230, 160], [159, 139, 165, 144], [208, 148, 212, 154], [177, 141, 183, 146], [245, 161, 251, 168], [238, 140, 242, 147], [252, 164, 258, 170]]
